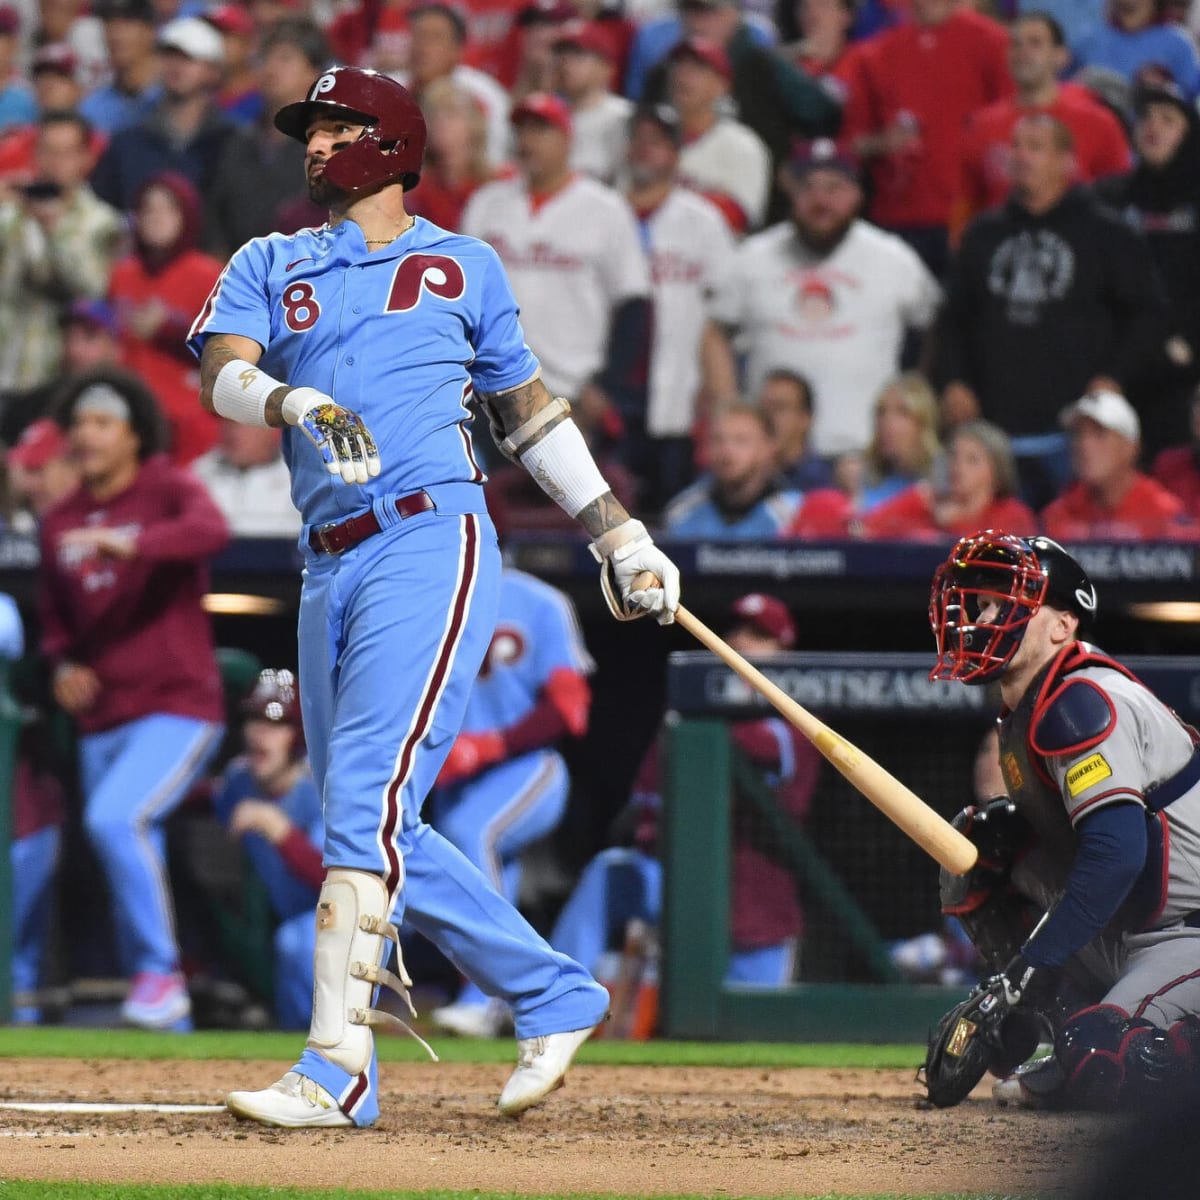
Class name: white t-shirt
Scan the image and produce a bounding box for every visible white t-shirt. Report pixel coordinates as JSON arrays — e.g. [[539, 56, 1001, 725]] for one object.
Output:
[[189, 452, 302, 539], [570, 93, 634, 185], [638, 187, 736, 437], [462, 173, 651, 399], [678, 118, 772, 231], [713, 219, 942, 455]]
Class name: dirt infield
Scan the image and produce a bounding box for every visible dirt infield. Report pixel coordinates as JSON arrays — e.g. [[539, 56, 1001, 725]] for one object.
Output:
[[0, 1058, 1107, 1196]]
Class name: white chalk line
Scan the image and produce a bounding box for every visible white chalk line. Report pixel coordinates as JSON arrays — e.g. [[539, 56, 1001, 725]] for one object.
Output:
[[0, 1101, 224, 1114]]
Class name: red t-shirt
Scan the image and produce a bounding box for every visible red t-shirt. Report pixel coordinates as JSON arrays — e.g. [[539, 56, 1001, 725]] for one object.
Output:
[[839, 9, 1013, 228], [959, 91, 1131, 217], [39, 455, 230, 734], [1152, 445, 1200, 517], [1040, 474, 1200, 540], [782, 488, 854, 538], [856, 485, 1038, 540], [109, 249, 225, 463]]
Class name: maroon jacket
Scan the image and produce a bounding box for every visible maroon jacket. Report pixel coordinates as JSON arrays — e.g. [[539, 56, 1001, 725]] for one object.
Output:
[[39, 454, 230, 734], [634, 718, 819, 948]]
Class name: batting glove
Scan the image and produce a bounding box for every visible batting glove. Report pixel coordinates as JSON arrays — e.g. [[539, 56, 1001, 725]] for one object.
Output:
[[436, 730, 506, 787], [282, 387, 382, 485], [589, 519, 681, 626]]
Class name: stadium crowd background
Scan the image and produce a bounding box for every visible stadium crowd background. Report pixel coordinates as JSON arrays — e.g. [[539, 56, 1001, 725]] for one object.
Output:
[[5, 0, 1200, 1033]]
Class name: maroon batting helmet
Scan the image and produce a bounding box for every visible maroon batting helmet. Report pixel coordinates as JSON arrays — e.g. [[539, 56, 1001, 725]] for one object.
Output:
[[241, 668, 305, 755], [274, 66, 426, 193]]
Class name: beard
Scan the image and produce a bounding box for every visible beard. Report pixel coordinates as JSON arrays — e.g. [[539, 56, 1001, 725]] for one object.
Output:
[[307, 168, 348, 207], [795, 213, 854, 256]]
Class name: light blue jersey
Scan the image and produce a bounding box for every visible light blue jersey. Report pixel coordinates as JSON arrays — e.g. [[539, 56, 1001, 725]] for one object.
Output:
[[460, 568, 593, 735], [187, 217, 539, 527]]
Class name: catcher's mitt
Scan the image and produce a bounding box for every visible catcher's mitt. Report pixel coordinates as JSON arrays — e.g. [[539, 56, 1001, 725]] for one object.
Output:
[[918, 983, 1046, 1108]]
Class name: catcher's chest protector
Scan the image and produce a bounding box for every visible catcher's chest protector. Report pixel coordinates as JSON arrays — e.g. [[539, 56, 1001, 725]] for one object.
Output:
[[998, 663, 1079, 883]]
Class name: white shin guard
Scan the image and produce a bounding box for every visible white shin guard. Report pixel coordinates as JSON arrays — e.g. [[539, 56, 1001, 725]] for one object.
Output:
[[307, 868, 436, 1073]]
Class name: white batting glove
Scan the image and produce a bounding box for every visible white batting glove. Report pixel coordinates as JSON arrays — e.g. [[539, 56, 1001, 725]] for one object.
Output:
[[589, 519, 681, 626], [282, 387, 382, 485]]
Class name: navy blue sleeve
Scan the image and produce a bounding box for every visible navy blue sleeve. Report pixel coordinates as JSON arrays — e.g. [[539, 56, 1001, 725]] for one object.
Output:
[[1022, 802, 1147, 968]]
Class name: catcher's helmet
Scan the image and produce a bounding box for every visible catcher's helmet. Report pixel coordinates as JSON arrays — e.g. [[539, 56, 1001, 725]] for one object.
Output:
[[274, 67, 426, 194], [929, 530, 1096, 686], [241, 668, 305, 754]]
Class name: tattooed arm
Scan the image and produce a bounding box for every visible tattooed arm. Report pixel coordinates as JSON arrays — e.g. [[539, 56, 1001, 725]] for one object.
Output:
[[480, 377, 680, 622], [198, 333, 290, 427], [480, 376, 632, 540]]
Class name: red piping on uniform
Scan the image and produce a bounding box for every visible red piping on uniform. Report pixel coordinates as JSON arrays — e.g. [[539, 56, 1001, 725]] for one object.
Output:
[[1145, 811, 1170, 930], [1070, 788, 1144, 822], [379, 515, 479, 898], [342, 1072, 369, 1114], [1133, 966, 1200, 1020]]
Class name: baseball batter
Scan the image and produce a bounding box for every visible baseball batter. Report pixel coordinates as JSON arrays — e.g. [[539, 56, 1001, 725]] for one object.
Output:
[[187, 67, 680, 1129], [429, 563, 593, 1038], [923, 531, 1200, 1110]]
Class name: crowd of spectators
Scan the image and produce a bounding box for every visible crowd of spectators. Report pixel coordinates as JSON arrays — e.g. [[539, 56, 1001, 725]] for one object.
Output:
[[1, 0, 1197, 542], [9, 0, 1200, 1028]]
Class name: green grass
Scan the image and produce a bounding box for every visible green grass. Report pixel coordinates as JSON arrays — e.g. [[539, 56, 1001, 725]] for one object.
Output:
[[0, 1189, 1024, 1200], [0, 1027, 925, 1069]]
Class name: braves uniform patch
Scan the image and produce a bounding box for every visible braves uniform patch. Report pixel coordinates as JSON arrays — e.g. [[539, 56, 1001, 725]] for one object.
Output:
[[1066, 753, 1112, 796]]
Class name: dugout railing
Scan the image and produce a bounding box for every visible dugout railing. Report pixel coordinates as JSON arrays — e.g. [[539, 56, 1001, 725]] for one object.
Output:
[[659, 651, 1200, 1042]]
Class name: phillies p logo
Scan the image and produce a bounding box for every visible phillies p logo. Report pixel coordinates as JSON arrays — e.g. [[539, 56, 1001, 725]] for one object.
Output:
[[386, 254, 467, 313]]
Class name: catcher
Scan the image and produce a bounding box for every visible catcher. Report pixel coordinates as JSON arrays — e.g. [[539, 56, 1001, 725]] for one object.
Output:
[[919, 530, 1200, 1111]]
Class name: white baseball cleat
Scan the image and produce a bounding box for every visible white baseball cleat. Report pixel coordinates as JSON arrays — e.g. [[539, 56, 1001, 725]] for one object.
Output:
[[431, 1000, 511, 1039], [226, 1071, 353, 1128], [497, 1024, 598, 1117]]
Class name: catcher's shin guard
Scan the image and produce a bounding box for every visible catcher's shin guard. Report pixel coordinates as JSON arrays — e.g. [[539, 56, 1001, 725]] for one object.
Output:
[[307, 868, 435, 1074]]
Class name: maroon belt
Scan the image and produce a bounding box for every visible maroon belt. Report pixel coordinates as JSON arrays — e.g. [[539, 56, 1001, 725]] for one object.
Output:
[[308, 490, 435, 556]]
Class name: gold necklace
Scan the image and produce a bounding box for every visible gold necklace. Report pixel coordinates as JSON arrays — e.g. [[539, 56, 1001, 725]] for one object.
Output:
[[364, 217, 415, 245]]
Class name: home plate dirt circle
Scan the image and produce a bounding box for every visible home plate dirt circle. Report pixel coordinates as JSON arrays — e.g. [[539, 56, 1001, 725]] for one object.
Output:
[[0, 1057, 1109, 1196]]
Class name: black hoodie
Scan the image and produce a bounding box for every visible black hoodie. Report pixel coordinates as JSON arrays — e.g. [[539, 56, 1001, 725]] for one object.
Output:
[[936, 185, 1166, 436], [1095, 106, 1200, 446]]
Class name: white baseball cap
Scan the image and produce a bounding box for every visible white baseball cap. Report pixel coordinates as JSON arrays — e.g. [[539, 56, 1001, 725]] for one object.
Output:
[[1060, 389, 1141, 442], [157, 16, 224, 65]]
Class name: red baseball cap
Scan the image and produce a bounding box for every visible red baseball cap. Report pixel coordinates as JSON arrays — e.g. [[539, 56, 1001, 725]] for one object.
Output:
[[8, 419, 70, 471], [204, 4, 256, 36], [730, 593, 796, 649], [511, 91, 573, 135], [32, 43, 79, 77], [668, 36, 731, 81], [553, 20, 615, 62], [0, 5, 20, 35]]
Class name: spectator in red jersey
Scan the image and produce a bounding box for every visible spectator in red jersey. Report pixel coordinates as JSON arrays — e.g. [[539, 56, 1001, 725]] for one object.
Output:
[[958, 13, 1131, 231], [407, 78, 507, 232], [856, 419, 1038, 540], [109, 170, 223, 463], [1096, 82, 1200, 455], [39, 368, 229, 1030], [550, 591, 819, 997], [839, 0, 1013, 276], [1152, 387, 1200, 516], [1152, 386, 1200, 516], [1041, 389, 1198, 539]]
